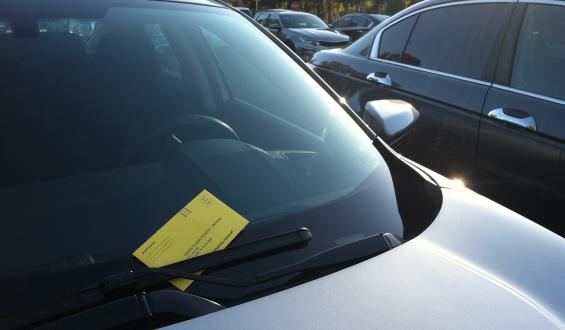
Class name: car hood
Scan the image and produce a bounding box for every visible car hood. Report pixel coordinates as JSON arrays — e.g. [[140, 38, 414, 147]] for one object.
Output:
[[288, 28, 350, 42], [166, 170, 565, 329]]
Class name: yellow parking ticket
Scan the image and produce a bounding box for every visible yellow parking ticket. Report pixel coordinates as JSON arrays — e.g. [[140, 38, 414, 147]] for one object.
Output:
[[133, 190, 249, 291]]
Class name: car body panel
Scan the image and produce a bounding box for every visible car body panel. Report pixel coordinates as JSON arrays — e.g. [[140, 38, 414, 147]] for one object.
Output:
[[476, 87, 565, 236], [473, 2, 565, 236], [167, 177, 565, 329], [314, 57, 485, 185]]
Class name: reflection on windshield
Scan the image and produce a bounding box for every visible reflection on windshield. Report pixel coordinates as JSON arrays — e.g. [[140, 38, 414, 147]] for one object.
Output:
[[38, 19, 99, 38], [281, 14, 328, 29], [0, 19, 12, 34]]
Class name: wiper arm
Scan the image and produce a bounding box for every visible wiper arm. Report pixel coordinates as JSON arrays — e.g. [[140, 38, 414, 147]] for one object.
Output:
[[104, 227, 312, 292], [12, 229, 401, 329], [6, 228, 312, 329], [105, 232, 401, 290]]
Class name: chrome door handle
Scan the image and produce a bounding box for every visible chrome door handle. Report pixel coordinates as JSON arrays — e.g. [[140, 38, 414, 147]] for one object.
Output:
[[487, 108, 537, 131], [366, 72, 392, 87]]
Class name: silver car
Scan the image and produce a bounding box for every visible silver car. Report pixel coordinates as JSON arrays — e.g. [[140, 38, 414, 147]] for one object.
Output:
[[0, 0, 563, 329]]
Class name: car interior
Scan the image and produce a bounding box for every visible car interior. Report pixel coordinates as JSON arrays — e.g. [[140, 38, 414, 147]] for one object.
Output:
[[0, 6, 382, 276]]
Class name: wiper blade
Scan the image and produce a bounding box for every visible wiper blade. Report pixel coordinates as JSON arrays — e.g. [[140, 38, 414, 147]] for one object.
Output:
[[105, 227, 312, 293], [5, 228, 312, 329], [106, 232, 401, 289]]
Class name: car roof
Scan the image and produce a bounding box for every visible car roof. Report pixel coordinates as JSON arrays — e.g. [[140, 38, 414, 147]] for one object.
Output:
[[279, 11, 317, 16], [369, 14, 389, 20], [339, 13, 388, 20], [374, 0, 509, 26], [156, 0, 224, 6], [260, 9, 291, 12]]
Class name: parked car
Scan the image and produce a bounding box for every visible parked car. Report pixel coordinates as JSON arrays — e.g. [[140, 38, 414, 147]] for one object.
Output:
[[331, 13, 389, 41], [311, 0, 565, 237], [255, 9, 350, 61], [1, 0, 564, 329]]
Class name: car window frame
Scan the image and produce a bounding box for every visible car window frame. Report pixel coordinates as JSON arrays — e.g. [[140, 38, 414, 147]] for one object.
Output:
[[491, 0, 565, 105], [369, 0, 517, 87]]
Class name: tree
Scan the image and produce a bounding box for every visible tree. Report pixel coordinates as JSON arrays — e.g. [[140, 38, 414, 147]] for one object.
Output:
[[384, 0, 405, 14]]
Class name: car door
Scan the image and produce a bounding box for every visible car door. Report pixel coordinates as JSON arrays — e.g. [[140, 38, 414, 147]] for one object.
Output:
[[475, 2, 565, 236], [357, 2, 514, 180]]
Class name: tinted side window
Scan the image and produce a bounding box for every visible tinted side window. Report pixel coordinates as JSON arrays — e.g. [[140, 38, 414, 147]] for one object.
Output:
[[334, 16, 352, 28], [352, 16, 369, 27], [511, 4, 565, 100], [403, 4, 506, 79], [377, 15, 417, 62]]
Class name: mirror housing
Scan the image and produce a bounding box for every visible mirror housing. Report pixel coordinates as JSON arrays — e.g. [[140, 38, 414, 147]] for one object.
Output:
[[363, 100, 419, 143], [269, 24, 281, 31]]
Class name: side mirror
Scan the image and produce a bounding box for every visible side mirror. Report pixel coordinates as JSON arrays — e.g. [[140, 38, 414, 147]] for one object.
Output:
[[269, 24, 281, 32], [328, 23, 334, 28], [363, 100, 419, 143]]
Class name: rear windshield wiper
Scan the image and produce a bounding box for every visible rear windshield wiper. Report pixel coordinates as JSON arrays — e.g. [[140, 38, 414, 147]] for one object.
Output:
[[6, 228, 312, 329]]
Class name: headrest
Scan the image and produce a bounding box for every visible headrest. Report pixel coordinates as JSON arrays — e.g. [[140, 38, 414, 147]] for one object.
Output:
[[95, 26, 159, 87]]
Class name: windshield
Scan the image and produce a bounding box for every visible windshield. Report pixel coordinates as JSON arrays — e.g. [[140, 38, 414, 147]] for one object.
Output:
[[0, 0, 410, 322], [280, 13, 328, 29]]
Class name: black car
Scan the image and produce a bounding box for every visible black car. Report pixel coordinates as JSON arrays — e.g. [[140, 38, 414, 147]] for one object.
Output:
[[255, 10, 350, 61], [311, 0, 565, 236], [331, 13, 389, 41]]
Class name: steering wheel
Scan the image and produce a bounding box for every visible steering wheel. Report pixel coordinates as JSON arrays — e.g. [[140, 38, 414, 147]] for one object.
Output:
[[119, 114, 239, 165]]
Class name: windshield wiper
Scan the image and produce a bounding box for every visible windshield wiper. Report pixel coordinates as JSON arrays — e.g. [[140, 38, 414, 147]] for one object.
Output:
[[5, 228, 312, 329], [11, 230, 402, 329], [106, 232, 401, 290], [38, 233, 400, 329]]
